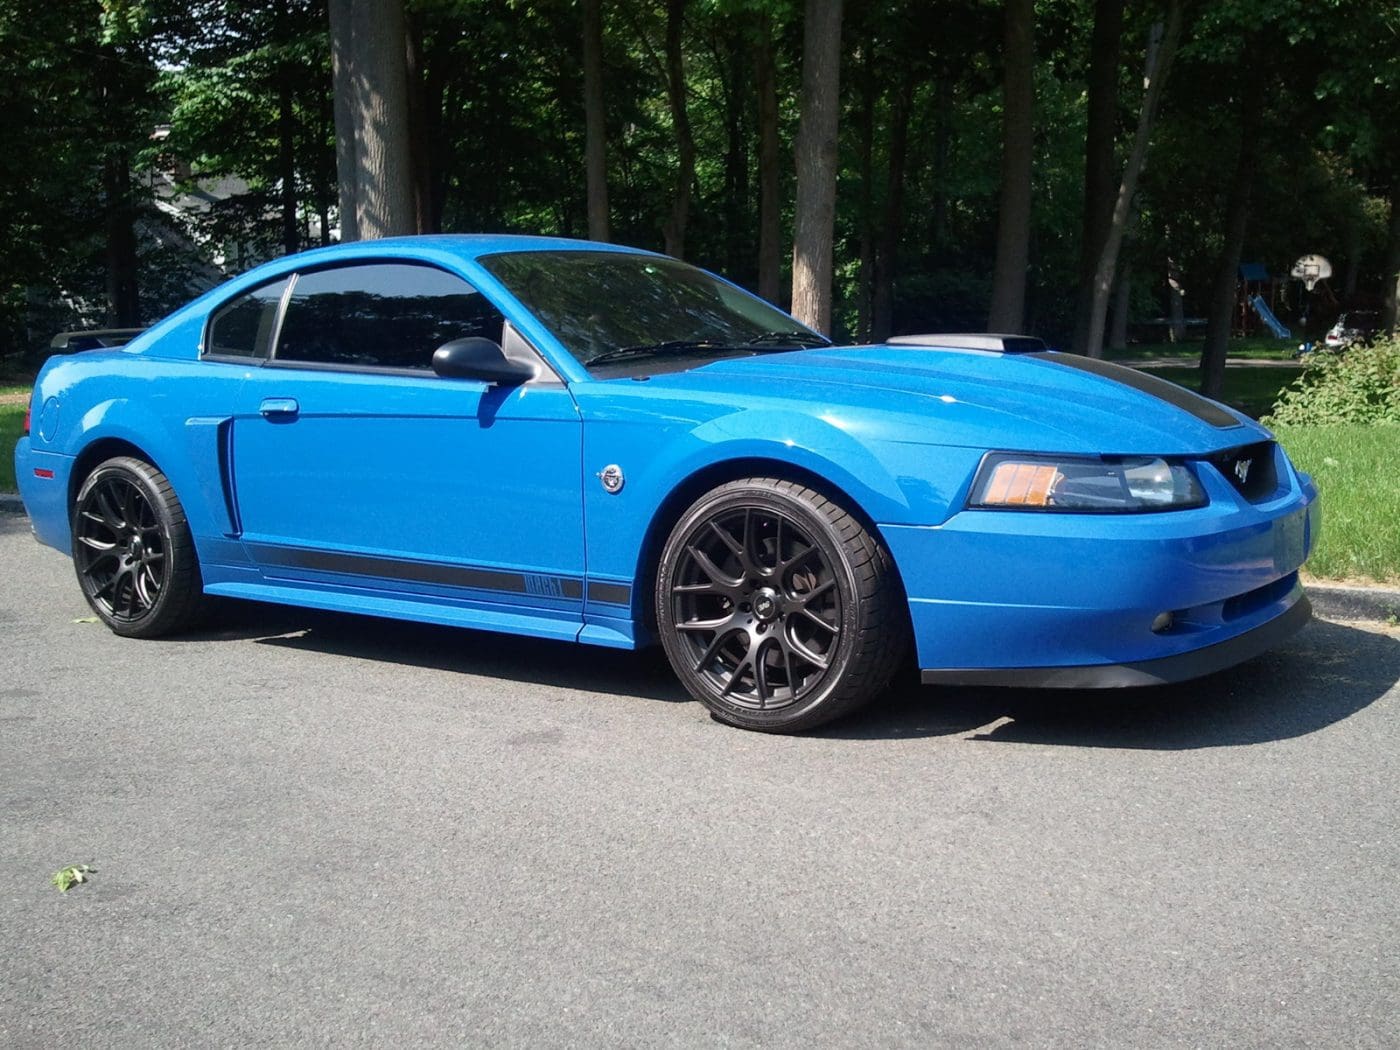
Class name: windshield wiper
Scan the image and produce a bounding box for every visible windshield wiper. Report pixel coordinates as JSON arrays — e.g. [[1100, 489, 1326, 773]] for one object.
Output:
[[739, 330, 831, 348], [586, 339, 729, 366], [587, 331, 829, 369]]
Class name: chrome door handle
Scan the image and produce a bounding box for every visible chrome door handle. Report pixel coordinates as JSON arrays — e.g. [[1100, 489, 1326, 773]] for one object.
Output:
[[259, 397, 299, 418]]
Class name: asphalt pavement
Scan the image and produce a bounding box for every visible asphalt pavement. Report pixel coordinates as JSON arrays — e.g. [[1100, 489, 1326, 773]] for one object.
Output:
[[2, 509, 1398, 1047]]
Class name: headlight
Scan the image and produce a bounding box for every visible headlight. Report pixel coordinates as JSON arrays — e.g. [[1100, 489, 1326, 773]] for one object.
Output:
[[969, 453, 1206, 512]]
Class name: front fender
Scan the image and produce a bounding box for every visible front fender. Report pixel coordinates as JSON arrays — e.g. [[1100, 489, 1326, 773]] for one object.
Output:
[[578, 398, 983, 607]]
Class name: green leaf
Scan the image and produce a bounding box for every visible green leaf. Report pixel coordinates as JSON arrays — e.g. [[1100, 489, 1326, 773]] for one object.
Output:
[[51, 864, 97, 892]]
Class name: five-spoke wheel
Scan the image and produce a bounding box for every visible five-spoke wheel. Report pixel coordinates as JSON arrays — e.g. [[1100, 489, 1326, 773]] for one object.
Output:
[[657, 478, 906, 732], [72, 457, 207, 637]]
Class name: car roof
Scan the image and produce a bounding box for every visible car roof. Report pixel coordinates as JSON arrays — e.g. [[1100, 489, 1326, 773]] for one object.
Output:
[[276, 233, 659, 269]]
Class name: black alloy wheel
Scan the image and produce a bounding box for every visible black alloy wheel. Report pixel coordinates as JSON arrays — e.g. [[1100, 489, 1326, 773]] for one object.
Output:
[[72, 456, 207, 637], [656, 478, 907, 733]]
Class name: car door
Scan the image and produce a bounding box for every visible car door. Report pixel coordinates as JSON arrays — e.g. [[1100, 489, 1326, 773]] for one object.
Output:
[[230, 260, 586, 619]]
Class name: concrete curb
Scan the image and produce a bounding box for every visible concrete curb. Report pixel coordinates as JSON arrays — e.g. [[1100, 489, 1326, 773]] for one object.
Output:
[[1306, 582, 1400, 624], [1, 492, 1394, 621]]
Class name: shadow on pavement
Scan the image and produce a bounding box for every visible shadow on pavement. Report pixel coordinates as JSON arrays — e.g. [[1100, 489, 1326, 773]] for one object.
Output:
[[825, 619, 1397, 749], [190, 600, 1398, 748], [194, 599, 691, 704]]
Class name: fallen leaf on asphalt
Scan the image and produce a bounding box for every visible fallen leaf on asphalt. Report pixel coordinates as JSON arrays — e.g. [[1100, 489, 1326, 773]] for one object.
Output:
[[71, 617, 98, 624], [52, 864, 97, 892]]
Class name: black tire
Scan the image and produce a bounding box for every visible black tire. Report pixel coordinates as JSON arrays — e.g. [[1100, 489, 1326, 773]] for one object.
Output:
[[655, 477, 908, 733], [72, 456, 208, 638]]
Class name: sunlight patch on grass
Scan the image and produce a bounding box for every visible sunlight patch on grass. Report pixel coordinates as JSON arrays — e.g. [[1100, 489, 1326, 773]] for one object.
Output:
[[1274, 424, 1400, 584], [1107, 336, 1297, 362], [1160, 366, 1298, 419], [0, 402, 24, 493]]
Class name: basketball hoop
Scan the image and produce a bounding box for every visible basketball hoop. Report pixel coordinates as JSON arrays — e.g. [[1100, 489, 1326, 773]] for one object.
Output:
[[1291, 254, 1332, 292]]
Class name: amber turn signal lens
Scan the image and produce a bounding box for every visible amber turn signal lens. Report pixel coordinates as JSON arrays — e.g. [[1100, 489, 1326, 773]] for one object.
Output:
[[981, 462, 1060, 507]]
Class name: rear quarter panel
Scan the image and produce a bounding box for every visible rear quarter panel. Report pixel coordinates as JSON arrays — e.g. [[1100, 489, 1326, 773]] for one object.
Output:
[[20, 350, 252, 565]]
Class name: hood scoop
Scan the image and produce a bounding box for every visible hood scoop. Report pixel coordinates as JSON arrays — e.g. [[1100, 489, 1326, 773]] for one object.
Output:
[[886, 333, 1047, 354]]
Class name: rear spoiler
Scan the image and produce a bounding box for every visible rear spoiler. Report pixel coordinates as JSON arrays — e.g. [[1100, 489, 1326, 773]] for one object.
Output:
[[887, 333, 1047, 353], [49, 328, 145, 353]]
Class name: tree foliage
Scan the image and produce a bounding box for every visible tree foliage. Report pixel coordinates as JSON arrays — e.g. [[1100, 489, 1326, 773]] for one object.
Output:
[[1265, 337, 1400, 427], [1, 0, 1397, 358]]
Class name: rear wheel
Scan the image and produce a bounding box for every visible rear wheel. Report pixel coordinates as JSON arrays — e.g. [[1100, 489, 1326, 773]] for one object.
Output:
[[656, 478, 907, 733], [72, 456, 207, 638]]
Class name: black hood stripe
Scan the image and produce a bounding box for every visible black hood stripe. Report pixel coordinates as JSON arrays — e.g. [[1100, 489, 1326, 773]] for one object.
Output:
[[1028, 351, 1241, 429]]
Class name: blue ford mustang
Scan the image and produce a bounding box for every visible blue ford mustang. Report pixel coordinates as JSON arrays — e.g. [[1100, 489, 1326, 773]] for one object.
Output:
[[15, 235, 1319, 732]]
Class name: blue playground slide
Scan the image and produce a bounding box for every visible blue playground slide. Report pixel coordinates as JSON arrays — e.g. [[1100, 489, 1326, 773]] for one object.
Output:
[[1249, 294, 1291, 339]]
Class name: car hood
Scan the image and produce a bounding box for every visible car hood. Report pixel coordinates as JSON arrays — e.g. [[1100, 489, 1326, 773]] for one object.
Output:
[[637, 345, 1266, 455]]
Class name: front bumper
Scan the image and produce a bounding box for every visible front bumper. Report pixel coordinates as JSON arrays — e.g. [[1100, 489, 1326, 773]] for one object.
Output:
[[882, 451, 1320, 688], [920, 593, 1310, 687]]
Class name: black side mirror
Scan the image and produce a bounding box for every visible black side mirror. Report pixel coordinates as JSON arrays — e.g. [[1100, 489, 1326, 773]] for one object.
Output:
[[431, 337, 536, 385]]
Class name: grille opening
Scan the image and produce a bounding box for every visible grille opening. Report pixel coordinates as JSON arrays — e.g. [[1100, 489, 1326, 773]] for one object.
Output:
[[1222, 572, 1298, 622], [1211, 442, 1279, 502]]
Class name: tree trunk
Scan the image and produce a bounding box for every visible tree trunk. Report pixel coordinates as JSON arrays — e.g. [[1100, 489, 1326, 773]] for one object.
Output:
[[790, 0, 843, 334], [275, 0, 299, 254], [1201, 75, 1266, 398], [754, 12, 781, 303], [403, 12, 437, 234], [102, 151, 140, 326], [328, 0, 359, 241], [97, 41, 139, 326], [1070, 0, 1125, 354], [931, 75, 951, 250], [1342, 214, 1362, 298], [1167, 253, 1186, 342], [872, 77, 914, 343], [1109, 256, 1131, 350], [316, 72, 335, 245], [720, 25, 750, 280], [331, 0, 414, 240], [1084, 2, 1182, 358], [855, 33, 876, 342], [1381, 188, 1400, 333], [987, 0, 1034, 333], [582, 0, 610, 241], [662, 0, 696, 258], [425, 61, 449, 232]]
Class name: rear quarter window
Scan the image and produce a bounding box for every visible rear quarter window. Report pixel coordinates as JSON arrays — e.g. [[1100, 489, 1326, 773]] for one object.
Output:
[[205, 277, 291, 359]]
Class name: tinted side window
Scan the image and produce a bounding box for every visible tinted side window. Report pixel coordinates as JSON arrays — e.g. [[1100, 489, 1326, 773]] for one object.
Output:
[[206, 277, 290, 359], [274, 263, 505, 370]]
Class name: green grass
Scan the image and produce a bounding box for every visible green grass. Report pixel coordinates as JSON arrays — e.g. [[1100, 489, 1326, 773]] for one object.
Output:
[[1274, 424, 1400, 584], [1152, 364, 1300, 419], [1106, 336, 1298, 362], [0, 401, 24, 493]]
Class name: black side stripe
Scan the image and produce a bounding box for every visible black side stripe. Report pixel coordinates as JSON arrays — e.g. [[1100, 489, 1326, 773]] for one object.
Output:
[[1028, 351, 1241, 429], [587, 582, 633, 606], [250, 545, 585, 600]]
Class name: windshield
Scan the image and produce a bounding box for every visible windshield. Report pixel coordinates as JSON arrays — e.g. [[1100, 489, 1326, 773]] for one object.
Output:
[[479, 250, 826, 373]]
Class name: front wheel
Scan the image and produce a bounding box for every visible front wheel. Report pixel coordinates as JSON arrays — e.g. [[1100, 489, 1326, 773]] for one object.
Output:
[[655, 478, 908, 733], [72, 456, 208, 638]]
